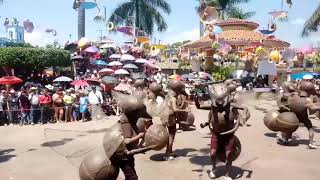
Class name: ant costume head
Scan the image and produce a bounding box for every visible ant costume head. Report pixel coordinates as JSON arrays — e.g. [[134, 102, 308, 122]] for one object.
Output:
[[209, 84, 231, 111]]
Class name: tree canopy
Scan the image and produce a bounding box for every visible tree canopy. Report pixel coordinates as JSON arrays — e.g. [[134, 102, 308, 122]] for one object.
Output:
[[109, 0, 171, 35], [0, 47, 71, 70]]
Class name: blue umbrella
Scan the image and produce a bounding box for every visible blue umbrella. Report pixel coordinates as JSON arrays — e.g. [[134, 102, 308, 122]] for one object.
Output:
[[291, 72, 313, 80], [94, 60, 108, 66]]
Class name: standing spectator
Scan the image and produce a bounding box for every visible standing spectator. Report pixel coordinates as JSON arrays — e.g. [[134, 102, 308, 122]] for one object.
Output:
[[18, 91, 31, 125], [39, 89, 52, 124], [52, 88, 64, 123], [7, 90, 19, 125], [79, 91, 89, 121], [0, 90, 7, 126], [28, 87, 40, 125], [88, 86, 103, 120], [63, 89, 75, 122]]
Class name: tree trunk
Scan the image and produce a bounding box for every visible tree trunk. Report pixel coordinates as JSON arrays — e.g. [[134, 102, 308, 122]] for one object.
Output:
[[78, 8, 85, 39], [135, 0, 140, 36]]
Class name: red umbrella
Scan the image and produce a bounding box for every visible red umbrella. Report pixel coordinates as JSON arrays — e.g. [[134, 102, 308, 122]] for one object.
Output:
[[0, 76, 23, 85], [70, 80, 89, 87]]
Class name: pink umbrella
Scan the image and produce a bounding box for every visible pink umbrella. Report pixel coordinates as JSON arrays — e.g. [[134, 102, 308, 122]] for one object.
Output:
[[297, 47, 313, 54], [70, 80, 89, 87], [85, 46, 100, 53]]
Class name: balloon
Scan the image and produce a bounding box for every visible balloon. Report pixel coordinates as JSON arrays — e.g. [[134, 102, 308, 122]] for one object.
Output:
[[213, 26, 222, 34], [270, 50, 282, 62]]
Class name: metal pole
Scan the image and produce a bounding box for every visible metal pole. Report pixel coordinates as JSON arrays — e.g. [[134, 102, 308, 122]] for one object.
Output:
[[78, 8, 85, 39]]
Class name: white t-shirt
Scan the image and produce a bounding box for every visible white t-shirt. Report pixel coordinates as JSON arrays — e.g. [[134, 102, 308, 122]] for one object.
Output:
[[88, 90, 103, 105]]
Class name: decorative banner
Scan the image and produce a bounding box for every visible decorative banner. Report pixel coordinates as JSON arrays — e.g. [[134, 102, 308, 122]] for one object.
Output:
[[23, 20, 34, 33], [268, 11, 288, 19], [45, 28, 57, 36], [117, 26, 134, 36], [80, 1, 97, 9], [200, 6, 219, 25]]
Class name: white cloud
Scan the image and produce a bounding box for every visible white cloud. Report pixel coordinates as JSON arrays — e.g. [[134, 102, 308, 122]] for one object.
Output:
[[162, 28, 199, 44], [24, 30, 54, 47], [290, 18, 305, 25]]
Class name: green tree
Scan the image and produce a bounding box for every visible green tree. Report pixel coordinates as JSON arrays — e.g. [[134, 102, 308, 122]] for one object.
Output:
[[197, 0, 255, 20], [302, 4, 320, 36], [0, 47, 71, 71], [109, 0, 171, 35]]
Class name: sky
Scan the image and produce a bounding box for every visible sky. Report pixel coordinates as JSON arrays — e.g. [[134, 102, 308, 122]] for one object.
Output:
[[0, 0, 320, 48]]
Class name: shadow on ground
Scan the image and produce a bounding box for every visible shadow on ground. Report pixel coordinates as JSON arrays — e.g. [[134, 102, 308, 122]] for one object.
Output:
[[149, 148, 197, 161], [41, 138, 74, 147], [0, 149, 16, 163]]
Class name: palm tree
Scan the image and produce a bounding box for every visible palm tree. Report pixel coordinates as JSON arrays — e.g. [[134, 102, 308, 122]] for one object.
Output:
[[225, 6, 255, 19], [108, 0, 171, 35], [302, 4, 320, 37]]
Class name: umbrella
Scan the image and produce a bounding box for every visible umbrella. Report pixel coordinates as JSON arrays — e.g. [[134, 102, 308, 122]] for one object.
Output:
[[0, 76, 23, 85], [297, 47, 313, 55], [70, 80, 89, 86], [303, 74, 314, 80], [93, 60, 108, 66], [120, 54, 135, 61], [86, 78, 100, 84], [114, 83, 132, 93], [99, 68, 114, 75], [135, 58, 148, 64], [144, 62, 160, 69], [131, 72, 146, 80], [109, 54, 122, 59], [65, 42, 78, 51], [78, 37, 90, 48], [291, 72, 312, 80], [108, 61, 123, 66], [123, 63, 138, 69], [181, 74, 192, 79], [101, 76, 118, 84], [72, 55, 85, 61], [114, 69, 130, 75], [101, 44, 116, 49], [169, 74, 183, 81], [85, 46, 100, 53], [53, 76, 73, 82]]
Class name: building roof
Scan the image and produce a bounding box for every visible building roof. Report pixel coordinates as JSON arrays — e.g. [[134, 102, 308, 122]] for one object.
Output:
[[215, 18, 259, 30], [183, 18, 290, 49]]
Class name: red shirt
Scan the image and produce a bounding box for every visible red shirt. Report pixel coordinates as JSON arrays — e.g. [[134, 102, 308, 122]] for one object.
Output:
[[39, 94, 52, 105]]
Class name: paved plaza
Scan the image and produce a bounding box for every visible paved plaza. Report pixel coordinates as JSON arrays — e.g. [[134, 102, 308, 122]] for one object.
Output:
[[1, 93, 320, 180]]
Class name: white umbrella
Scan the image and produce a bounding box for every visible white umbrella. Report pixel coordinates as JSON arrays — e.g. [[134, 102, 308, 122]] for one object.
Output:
[[108, 61, 123, 66], [135, 58, 148, 64], [120, 54, 135, 61], [114, 69, 130, 75], [303, 74, 314, 80], [109, 54, 121, 59], [101, 43, 116, 49], [53, 76, 73, 82]]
